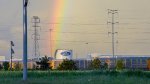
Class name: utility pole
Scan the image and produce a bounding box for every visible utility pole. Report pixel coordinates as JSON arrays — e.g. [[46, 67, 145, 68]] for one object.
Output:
[[32, 16, 40, 58], [49, 29, 53, 57], [10, 41, 15, 71], [107, 9, 119, 68], [23, 0, 28, 80], [85, 42, 89, 57]]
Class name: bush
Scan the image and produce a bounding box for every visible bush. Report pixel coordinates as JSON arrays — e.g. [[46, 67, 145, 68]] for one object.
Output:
[[147, 58, 150, 70], [3, 62, 9, 71], [14, 62, 22, 71], [101, 62, 108, 70], [36, 55, 52, 70], [32, 63, 37, 70], [90, 58, 101, 70], [57, 59, 77, 70], [0, 64, 3, 70], [116, 60, 124, 70]]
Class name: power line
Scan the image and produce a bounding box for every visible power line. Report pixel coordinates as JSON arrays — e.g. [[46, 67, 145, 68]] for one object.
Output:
[[39, 30, 106, 34], [41, 22, 106, 25], [40, 39, 99, 43]]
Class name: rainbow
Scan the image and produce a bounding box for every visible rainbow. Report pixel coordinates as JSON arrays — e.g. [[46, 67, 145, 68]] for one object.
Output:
[[49, 1, 69, 56]]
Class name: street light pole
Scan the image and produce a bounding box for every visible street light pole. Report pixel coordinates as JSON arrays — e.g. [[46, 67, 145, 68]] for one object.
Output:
[[10, 43, 12, 71], [23, 0, 28, 80], [49, 29, 53, 57], [10, 41, 15, 71], [85, 42, 89, 57]]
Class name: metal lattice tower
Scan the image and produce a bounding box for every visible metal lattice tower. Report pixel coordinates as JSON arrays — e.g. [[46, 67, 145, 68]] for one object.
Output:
[[32, 16, 40, 58], [107, 9, 119, 67]]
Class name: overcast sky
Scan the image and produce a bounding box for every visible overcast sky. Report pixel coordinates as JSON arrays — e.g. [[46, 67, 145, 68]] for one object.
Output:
[[1, 0, 150, 59]]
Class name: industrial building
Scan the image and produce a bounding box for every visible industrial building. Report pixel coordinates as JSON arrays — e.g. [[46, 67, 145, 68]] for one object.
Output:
[[0, 54, 150, 70], [50, 54, 150, 70], [99, 55, 150, 70]]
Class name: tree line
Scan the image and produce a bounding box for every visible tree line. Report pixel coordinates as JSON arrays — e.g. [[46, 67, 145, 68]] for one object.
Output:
[[1, 56, 150, 71]]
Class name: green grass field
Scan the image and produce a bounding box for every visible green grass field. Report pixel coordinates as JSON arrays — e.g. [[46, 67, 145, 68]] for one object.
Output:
[[0, 70, 150, 84]]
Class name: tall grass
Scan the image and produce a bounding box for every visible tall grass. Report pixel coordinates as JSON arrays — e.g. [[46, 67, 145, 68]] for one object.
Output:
[[0, 70, 150, 84]]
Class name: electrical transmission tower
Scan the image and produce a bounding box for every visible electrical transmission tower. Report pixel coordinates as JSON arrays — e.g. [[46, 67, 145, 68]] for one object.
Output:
[[32, 16, 40, 58], [107, 9, 119, 67]]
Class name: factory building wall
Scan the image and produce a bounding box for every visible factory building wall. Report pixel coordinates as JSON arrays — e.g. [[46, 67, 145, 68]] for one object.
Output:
[[50, 59, 92, 70], [0, 56, 149, 70]]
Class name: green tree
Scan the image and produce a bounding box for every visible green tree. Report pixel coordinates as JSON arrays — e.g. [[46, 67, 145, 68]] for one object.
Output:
[[116, 60, 124, 70], [101, 62, 108, 70], [14, 62, 22, 71], [57, 59, 77, 70], [3, 62, 9, 71], [90, 58, 101, 70], [36, 55, 52, 70], [147, 58, 150, 70], [0, 64, 3, 70], [32, 63, 37, 70]]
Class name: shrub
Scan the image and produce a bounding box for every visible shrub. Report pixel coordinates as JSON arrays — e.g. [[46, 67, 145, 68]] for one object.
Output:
[[14, 62, 22, 71], [32, 63, 37, 70], [57, 59, 77, 70], [0, 64, 3, 70], [116, 60, 124, 70], [90, 58, 101, 70], [3, 62, 9, 71], [36, 55, 52, 70], [101, 62, 108, 70], [147, 58, 150, 70]]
